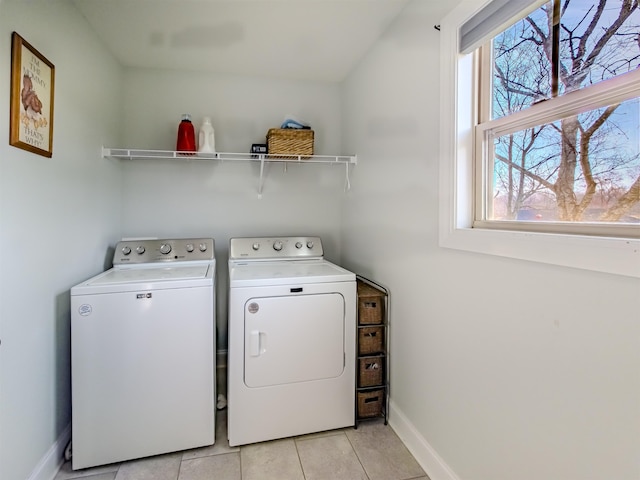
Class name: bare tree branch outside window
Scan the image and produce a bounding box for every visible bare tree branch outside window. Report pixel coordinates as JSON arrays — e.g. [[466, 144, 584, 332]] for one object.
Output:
[[491, 0, 640, 222]]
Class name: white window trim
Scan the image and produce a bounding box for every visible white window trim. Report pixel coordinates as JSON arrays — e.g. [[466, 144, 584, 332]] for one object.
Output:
[[439, 0, 640, 279]]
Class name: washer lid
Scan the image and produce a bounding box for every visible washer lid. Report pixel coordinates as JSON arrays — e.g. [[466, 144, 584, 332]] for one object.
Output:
[[228, 260, 354, 287], [71, 263, 214, 295], [90, 265, 211, 285]]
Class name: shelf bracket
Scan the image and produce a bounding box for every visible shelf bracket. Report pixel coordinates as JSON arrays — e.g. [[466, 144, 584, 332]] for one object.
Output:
[[257, 156, 266, 199], [344, 162, 352, 192]]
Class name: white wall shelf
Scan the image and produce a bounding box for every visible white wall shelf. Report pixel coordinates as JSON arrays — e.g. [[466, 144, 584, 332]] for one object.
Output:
[[102, 147, 357, 197]]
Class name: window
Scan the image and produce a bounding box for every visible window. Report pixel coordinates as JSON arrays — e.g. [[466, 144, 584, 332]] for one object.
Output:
[[439, 0, 640, 277], [476, 0, 640, 238]]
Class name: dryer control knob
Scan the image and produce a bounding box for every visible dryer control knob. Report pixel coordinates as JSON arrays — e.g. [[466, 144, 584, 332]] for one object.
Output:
[[273, 241, 283, 251], [122, 246, 132, 255], [306, 241, 314, 249], [295, 242, 303, 249], [159, 243, 172, 254], [186, 244, 195, 252], [252, 242, 260, 251], [136, 246, 146, 254], [199, 243, 207, 252]]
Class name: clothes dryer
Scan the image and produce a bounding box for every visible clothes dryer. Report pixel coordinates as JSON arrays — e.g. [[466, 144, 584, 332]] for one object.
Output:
[[227, 236, 356, 446]]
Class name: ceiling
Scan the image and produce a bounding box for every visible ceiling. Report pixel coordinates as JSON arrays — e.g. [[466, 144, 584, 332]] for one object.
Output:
[[71, 0, 412, 82]]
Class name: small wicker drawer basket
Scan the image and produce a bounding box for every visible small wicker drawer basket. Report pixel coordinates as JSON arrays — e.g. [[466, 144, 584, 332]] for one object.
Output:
[[266, 128, 314, 158], [358, 356, 384, 387], [358, 326, 384, 355], [357, 282, 384, 325], [357, 389, 384, 418]]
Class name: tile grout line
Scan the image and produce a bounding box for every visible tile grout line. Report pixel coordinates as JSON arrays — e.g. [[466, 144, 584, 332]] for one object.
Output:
[[175, 454, 183, 480], [344, 427, 372, 480], [292, 437, 308, 480]]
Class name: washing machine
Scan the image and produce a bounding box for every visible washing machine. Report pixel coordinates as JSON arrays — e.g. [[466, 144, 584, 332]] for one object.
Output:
[[227, 236, 356, 446], [70, 238, 216, 470]]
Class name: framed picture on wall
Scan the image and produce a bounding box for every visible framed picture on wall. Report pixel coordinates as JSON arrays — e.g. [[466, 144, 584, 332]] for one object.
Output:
[[9, 32, 55, 158]]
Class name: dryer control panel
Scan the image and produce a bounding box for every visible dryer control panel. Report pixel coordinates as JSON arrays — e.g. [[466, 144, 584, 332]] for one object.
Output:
[[113, 238, 215, 264], [229, 236, 323, 260]]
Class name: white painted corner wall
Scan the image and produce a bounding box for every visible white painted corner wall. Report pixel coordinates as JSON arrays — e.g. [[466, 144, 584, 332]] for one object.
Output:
[[0, 1, 123, 479], [341, 1, 640, 480]]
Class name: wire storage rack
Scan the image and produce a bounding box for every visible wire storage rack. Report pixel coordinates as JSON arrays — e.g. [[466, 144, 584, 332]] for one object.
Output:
[[355, 275, 389, 427]]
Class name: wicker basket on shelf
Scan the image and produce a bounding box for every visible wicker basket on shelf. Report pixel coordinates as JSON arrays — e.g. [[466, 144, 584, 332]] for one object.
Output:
[[266, 128, 314, 158]]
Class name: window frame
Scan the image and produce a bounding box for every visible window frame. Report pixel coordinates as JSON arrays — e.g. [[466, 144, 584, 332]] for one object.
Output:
[[438, 0, 640, 278], [476, 66, 640, 239]]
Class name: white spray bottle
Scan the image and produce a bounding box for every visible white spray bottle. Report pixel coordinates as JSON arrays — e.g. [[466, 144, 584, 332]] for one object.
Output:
[[198, 117, 216, 153]]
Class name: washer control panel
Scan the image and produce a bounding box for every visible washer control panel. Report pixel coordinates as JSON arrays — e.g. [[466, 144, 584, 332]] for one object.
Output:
[[229, 236, 323, 260], [113, 238, 215, 264]]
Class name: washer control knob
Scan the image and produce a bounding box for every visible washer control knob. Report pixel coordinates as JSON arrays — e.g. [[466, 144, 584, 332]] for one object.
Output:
[[252, 242, 260, 251], [122, 246, 132, 255], [273, 240, 284, 251], [159, 243, 172, 255], [199, 243, 207, 252], [186, 244, 194, 252], [306, 241, 314, 249], [136, 246, 146, 255], [295, 242, 303, 249]]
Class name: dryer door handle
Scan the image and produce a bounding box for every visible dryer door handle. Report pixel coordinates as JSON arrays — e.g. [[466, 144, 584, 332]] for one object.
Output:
[[250, 330, 261, 356]]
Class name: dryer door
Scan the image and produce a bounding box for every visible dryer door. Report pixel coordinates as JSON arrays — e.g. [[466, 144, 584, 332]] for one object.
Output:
[[244, 293, 345, 388]]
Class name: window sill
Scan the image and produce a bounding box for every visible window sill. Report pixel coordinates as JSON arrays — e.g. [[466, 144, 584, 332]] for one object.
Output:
[[439, 226, 640, 278]]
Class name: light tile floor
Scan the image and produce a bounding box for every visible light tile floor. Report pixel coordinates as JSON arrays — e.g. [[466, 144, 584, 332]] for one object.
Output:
[[55, 410, 428, 480]]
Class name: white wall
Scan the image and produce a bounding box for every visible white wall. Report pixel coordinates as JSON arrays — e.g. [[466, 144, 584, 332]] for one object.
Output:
[[341, 2, 640, 480], [119, 69, 347, 348], [0, 2, 123, 479]]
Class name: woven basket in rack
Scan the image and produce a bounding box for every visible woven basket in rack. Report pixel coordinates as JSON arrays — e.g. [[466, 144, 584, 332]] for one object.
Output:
[[266, 128, 314, 158], [357, 389, 384, 418], [358, 356, 384, 387], [357, 281, 384, 325], [358, 326, 384, 355]]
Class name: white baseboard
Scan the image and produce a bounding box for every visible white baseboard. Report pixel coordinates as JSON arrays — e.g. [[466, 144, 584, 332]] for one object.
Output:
[[388, 400, 461, 480], [27, 423, 70, 480]]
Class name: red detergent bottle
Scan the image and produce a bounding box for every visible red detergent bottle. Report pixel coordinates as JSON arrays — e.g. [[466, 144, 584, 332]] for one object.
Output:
[[176, 114, 196, 153]]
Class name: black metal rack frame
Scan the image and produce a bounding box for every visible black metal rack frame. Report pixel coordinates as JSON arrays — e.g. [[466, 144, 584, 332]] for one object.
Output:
[[355, 274, 390, 427]]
